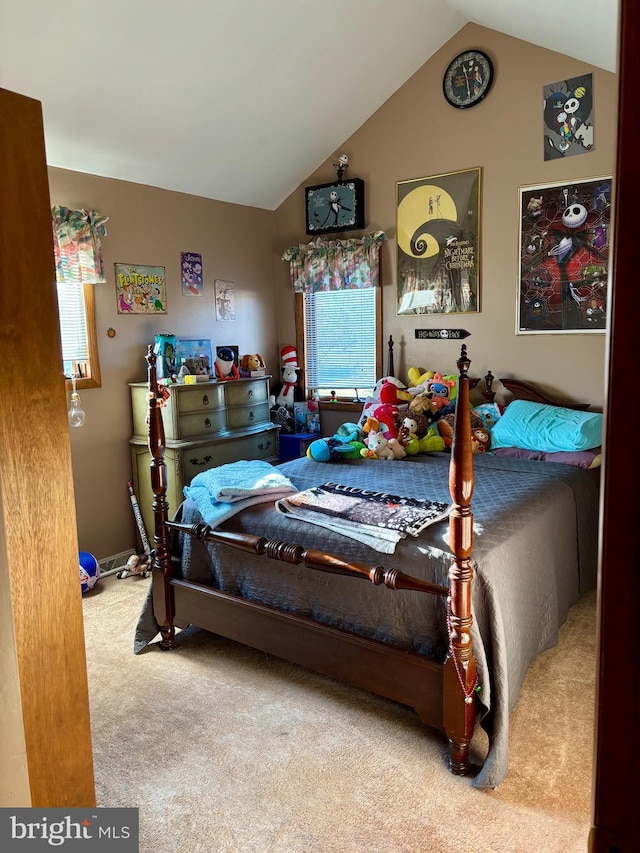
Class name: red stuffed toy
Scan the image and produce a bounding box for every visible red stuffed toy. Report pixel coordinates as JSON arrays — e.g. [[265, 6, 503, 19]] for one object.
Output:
[[372, 381, 405, 439]]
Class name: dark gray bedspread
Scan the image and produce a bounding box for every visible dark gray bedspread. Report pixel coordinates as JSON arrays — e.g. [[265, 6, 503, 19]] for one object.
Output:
[[135, 452, 599, 789]]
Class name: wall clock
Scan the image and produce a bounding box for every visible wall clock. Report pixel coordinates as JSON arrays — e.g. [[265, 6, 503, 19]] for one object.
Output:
[[305, 178, 365, 235], [443, 50, 493, 109]]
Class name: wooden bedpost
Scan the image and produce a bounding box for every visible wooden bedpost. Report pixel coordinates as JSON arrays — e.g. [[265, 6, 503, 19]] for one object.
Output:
[[146, 346, 176, 649], [443, 344, 478, 775]]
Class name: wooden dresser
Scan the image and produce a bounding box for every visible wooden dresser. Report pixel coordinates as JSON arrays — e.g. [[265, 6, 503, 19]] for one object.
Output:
[[129, 376, 279, 537]]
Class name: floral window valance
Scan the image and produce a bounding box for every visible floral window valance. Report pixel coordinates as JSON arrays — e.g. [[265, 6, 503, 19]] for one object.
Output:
[[282, 230, 386, 293], [52, 205, 109, 285]]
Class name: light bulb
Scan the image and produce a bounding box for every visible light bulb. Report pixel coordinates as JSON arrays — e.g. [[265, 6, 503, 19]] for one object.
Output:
[[68, 375, 86, 428]]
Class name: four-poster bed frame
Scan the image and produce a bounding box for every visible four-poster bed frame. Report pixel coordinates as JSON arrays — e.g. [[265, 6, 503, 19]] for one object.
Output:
[[147, 344, 479, 774]]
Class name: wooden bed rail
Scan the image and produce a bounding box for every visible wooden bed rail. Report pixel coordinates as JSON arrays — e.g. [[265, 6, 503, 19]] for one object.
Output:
[[166, 519, 449, 597]]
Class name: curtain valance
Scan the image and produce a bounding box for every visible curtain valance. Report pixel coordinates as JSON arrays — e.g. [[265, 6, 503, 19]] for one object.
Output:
[[52, 205, 109, 285], [282, 230, 386, 293]]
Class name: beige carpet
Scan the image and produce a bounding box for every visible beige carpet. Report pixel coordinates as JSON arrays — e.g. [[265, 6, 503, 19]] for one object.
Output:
[[83, 575, 596, 853]]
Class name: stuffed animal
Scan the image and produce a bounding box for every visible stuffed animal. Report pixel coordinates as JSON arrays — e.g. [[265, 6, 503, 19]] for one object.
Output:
[[116, 553, 151, 579], [371, 381, 406, 439], [360, 430, 406, 460], [407, 367, 435, 390], [395, 411, 429, 455], [239, 353, 266, 376], [408, 393, 441, 431], [424, 372, 457, 410], [272, 346, 303, 409], [417, 428, 446, 453], [437, 410, 489, 452], [306, 423, 365, 462], [373, 376, 412, 401]]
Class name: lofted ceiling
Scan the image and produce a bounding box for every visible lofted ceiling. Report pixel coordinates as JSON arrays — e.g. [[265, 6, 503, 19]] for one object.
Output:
[[0, 0, 619, 210]]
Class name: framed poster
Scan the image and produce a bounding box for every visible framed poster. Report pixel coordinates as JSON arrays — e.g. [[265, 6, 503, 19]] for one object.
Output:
[[305, 178, 365, 235], [181, 251, 203, 296], [215, 279, 236, 321], [115, 263, 166, 314], [397, 168, 480, 316], [543, 74, 594, 160], [517, 176, 612, 334]]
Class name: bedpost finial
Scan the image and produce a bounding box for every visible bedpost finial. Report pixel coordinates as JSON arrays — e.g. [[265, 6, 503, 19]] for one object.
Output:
[[457, 344, 470, 377]]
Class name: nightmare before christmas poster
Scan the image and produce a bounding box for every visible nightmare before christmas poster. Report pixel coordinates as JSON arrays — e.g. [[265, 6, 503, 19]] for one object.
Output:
[[517, 177, 611, 334], [543, 74, 594, 160]]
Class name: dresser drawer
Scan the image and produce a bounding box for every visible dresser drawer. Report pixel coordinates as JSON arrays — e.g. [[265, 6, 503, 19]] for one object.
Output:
[[178, 409, 226, 438], [225, 401, 271, 431], [225, 379, 269, 406], [177, 384, 224, 413], [181, 428, 279, 484]]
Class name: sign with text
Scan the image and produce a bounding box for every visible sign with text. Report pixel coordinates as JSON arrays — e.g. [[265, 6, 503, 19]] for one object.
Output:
[[415, 329, 470, 340]]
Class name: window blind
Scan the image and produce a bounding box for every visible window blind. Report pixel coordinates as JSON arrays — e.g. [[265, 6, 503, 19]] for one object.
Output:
[[57, 281, 89, 364], [304, 288, 377, 393]]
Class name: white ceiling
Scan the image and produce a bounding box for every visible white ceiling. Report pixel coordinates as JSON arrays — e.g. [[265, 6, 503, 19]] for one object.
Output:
[[0, 0, 618, 210]]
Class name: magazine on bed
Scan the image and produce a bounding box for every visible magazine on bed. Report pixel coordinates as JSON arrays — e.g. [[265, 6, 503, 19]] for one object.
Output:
[[277, 482, 451, 536]]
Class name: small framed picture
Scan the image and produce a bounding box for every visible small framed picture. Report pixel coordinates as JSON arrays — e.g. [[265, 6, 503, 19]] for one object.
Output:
[[176, 339, 213, 375], [305, 178, 365, 235]]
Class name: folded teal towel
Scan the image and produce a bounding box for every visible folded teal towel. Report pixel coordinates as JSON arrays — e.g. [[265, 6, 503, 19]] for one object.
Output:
[[183, 460, 296, 528]]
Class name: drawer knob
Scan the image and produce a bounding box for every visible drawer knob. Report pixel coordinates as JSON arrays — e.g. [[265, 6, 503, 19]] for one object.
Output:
[[258, 440, 272, 450], [204, 418, 212, 428], [202, 395, 209, 405], [248, 410, 255, 420], [247, 388, 254, 398]]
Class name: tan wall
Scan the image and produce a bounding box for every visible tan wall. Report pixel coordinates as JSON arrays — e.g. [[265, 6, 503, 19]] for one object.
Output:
[[274, 23, 616, 407], [49, 23, 617, 558], [48, 170, 277, 558]]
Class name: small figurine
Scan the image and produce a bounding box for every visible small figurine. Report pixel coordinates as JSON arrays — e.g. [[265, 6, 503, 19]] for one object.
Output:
[[215, 347, 240, 380]]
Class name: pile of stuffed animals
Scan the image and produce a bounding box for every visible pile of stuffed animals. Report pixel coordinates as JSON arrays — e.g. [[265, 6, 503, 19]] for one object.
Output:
[[305, 366, 501, 462]]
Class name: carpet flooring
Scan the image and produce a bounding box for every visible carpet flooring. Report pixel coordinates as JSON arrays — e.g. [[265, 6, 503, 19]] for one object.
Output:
[[83, 574, 596, 852]]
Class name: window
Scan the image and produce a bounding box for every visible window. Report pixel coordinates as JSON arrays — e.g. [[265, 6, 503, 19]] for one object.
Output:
[[56, 280, 101, 389], [284, 230, 386, 402], [296, 287, 382, 400], [52, 205, 107, 389]]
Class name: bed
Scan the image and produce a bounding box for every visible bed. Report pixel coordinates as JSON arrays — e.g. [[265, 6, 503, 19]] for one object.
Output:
[[135, 345, 600, 789]]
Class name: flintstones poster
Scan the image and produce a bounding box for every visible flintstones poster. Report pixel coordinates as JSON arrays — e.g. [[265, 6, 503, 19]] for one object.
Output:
[[397, 168, 480, 316], [115, 263, 167, 314]]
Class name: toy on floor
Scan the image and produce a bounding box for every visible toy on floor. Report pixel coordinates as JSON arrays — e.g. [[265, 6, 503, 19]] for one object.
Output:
[[118, 482, 153, 580], [117, 553, 152, 579], [79, 551, 101, 593]]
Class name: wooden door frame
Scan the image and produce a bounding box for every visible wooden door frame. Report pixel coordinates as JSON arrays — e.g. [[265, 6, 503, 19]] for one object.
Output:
[[589, 1, 640, 850]]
